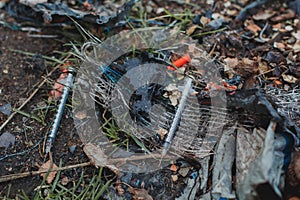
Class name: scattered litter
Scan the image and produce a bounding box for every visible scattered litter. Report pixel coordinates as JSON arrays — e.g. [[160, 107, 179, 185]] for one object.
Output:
[[0, 131, 15, 148], [212, 126, 236, 200], [176, 170, 200, 200], [38, 160, 58, 184], [0, 103, 12, 115], [8, 0, 136, 25]]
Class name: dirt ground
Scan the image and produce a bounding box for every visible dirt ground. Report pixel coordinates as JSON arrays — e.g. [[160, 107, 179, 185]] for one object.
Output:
[[0, 0, 300, 199], [0, 25, 77, 193]]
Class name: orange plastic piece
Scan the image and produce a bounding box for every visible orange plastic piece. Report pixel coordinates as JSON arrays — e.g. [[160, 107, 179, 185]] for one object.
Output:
[[170, 164, 178, 172], [167, 54, 191, 71]]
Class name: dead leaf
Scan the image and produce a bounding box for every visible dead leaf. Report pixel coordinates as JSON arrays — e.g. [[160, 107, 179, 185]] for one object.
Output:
[[293, 40, 300, 52], [169, 90, 181, 106], [226, 9, 238, 16], [115, 180, 125, 196], [157, 128, 168, 140], [289, 197, 300, 200], [274, 79, 283, 85], [253, 10, 276, 20], [245, 20, 261, 35], [292, 30, 300, 40], [164, 83, 177, 91], [273, 42, 286, 50], [75, 110, 87, 119], [200, 16, 210, 27], [128, 188, 153, 200], [224, 57, 238, 78], [38, 160, 58, 184], [287, 151, 300, 186], [282, 74, 298, 83], [171, 174, 178, 182], [83, 143, 119, 174], [186, 25, 199, 35], [271, 9, 295, 22], [272, 23, 282, 31]]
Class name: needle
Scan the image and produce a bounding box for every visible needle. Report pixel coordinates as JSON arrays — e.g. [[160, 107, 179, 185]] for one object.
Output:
[[45, 68, 74, 154], [162, 77, 192, 156]]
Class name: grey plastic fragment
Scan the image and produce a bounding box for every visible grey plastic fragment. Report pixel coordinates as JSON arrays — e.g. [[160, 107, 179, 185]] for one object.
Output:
[[211, 125, 236, 200], [237, 121, 285, 199], [175, 171, 200, 200]]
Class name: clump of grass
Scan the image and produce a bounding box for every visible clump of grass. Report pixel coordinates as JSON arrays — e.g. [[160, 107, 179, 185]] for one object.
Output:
[[13, 167, 112, 200]]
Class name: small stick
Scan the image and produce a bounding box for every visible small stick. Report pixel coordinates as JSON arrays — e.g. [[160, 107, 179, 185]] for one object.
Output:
[[45, 68, 74, 154], [0, 162, 91, 183], [162, 77, 192, 156]]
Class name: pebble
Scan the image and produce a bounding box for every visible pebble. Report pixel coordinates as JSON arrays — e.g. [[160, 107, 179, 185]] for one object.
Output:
[[0, 131, 15, 148], [69, 145, 76, 154]]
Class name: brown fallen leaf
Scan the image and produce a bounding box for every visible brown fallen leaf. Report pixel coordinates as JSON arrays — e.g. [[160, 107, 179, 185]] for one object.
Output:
[[287, 150, 300, 186], [200, 16, 210, 27], [282, 74, 298, 83], [186, 25, 199, 35], [292, 40, 300, 53], [75, 110, 87, 120], [245, 20, 261, 35], [128, 188, 153, 200], [224, 57, 238, 79], [292, 30, 300, 40], [156, 128, 168, 140], [115, 179, 125, 196], [271, 9, 295, 22], [38, 160, 58, 184], [273, 42, 286, 50], [171, 174, 178, 182], [253, 10, 276, 20], [83, 143, 119, 174]]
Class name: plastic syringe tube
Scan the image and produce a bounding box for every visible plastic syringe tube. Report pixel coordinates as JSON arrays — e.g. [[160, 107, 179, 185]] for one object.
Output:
[[162, 77, 192, 156]]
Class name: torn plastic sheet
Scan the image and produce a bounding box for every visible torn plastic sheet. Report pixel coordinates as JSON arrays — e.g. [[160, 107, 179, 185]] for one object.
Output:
[[211, 125, 236, 200], [175, 157, 210, 200], [196, 121, 288, 200], [175, 170, 200, 200], [7, 0, 137, 25], [237, 121, 285, 199]]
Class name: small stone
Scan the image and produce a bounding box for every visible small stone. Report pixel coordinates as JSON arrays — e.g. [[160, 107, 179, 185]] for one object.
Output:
[[69, 145, 76, 154], [3, 69, 8, 74], [0, 104, 12, 115], [0, 131, 15, 148], [285, 25, 294, 31]]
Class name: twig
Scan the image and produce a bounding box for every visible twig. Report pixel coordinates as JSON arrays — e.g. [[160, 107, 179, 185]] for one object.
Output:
[[0, 162, 91, 183], [0, 54, 71, 132]]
